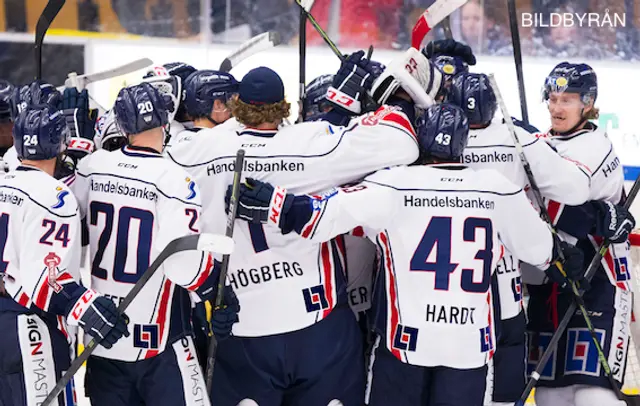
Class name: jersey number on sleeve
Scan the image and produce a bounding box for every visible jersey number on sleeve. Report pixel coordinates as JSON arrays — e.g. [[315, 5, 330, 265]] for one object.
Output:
[[90, 202, 153, 284], [410, 216, 493, 293]]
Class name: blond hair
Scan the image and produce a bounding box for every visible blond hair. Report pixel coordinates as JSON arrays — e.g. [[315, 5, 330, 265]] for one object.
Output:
[[228, 98, 291, 127]]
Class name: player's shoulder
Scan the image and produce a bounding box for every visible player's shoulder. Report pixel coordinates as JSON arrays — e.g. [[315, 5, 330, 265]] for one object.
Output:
[[76, 148, 111, 175], [155, 160, 202, 205], [169, 125, 237, 167], [2, 167, 78, 217], [468, 167, 522, 196], [466, 120, 537, 149]]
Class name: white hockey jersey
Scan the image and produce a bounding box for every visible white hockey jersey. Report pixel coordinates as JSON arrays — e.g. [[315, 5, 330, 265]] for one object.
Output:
[[2, 145, 20, 172], [462, 120, 591, 320], [168, 105, 419, 336], [0, 166, 82, 341], [344, 231, 376, 316], [292, 164, 554, 369], [73, 146, 218, 361], [539, 125, 629, 291]]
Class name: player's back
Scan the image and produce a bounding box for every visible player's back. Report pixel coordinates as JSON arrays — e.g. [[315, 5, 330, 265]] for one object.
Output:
[[0, 167, 81, 321], [168, 107, 419, 336], [362, 164, 550, 369], [74, 146, 202, 361]]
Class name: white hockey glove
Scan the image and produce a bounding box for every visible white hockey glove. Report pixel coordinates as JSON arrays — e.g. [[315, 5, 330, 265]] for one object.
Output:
[[370, 47, 443, 108]]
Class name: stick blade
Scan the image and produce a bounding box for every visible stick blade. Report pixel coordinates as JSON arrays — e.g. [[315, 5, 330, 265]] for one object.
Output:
[[35, 0, 65, 44], [411, 0, 467, 49], [62, 58, 154, 89], [197, 234, 235, 255], [220, 31, 282, 72]]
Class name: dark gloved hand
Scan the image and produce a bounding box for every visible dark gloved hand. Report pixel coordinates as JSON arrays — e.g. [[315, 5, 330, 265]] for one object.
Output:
[[591, 200, 636, 244], [62, 88, 99, 140], [211, 286, 240, 341], [545, 240, 587, 292], [67, 288, 130, 349], [225, 178, 314, 235], [423, 39, 477, 65], [328, 50, 381, 115], [511, 117, 540, 134]]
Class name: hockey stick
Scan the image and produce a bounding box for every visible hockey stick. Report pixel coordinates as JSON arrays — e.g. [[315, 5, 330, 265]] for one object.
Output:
[[219, 31, 282, 73], [507, 0, 529, 124], [294, 0, 342, 60], [298, 0, 315, 122], [42, 233, 234, 406], [411, 0, 468, 49], [489, 74, 631, 400], [35, 0, 66, 80], [517, 176, 640, 406], [205, 149, 246, 391], [442, 16, 453, 39], [58, 58, 154, 92]]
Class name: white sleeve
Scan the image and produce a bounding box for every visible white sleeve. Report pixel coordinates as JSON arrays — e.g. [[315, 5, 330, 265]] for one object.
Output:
[[300, 181, 399, 242], [495, 188, 553, 269], [522, 132, 591, 205]]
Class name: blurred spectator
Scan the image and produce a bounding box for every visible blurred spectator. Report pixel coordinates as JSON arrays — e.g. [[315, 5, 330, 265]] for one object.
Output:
[[459, 0, 509, 54]]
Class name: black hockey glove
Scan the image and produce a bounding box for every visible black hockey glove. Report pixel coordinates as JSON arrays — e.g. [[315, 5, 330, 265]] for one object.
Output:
[[591, 200, 636, 244], [422, 39, 477, 65], [66, 287, 130, 349], [210, 286, 240, 341], [328, 50, 381, 115], [62, 88, 99, 140], [545, 240, 587, 292], [225, 178, 314, 235]]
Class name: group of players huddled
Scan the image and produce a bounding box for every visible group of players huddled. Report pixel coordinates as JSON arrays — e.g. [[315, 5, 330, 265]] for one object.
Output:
[[0, 38, 636, 406]]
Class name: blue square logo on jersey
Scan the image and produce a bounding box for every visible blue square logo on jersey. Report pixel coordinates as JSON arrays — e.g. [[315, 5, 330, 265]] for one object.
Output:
[[480, 326, 493, 353], [133, 324, 159, 349], [526, 332, 556, 380], [511, 276, 523, 302], [614, 257, 630, 282], [392, 325, 418, 352], [565, 328, 605, 376], [302, 285, 329, 312]]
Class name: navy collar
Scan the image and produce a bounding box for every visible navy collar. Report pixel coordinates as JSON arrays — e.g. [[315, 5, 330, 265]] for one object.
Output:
[[122, 145, 163, 158], [236, 127, 278, 138], [16, 165, 42, 172]]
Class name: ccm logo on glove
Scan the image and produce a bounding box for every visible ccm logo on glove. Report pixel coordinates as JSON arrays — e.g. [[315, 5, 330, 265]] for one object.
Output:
[[269, 186, 288, 225], [327, 89, 355, 108], [70, 289, 98, 322]]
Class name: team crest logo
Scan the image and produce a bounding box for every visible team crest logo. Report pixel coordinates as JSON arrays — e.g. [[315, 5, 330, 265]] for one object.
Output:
[[442, 64, 456, 75], [51, 187, 68, 209], [44, 252, 62, 293], [565, 328, 605, 376], [185, 177, 197, 200], [555, 77, 568, 87], [480, 325, 493, 353], [302, 285, 330, 312], [133, 324, 160, 349], [527, 332, 556, 380], [392, 325, 418, 352]]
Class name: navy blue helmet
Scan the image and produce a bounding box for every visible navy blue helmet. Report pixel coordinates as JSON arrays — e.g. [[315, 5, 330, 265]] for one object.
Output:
[[183, 70, 239, 118], [0, 80, 13, 122], [449, 73, 497, 127], [432, 55, 469, 84], [114, 82, 169, 136], [11, 80, 62, 120], [303, 74, 333, 121], [13, 105, 70, 160], [543, 62, 598, 104], [415, 103, 469, 162]]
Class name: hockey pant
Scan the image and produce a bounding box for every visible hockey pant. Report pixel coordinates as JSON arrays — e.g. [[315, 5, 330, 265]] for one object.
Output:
[[210, 305, 364, 406], [0, 297, 76, 406], [526, 276, 632, 390], [85, 335, 209, 406], [365, 335, 488, 406]]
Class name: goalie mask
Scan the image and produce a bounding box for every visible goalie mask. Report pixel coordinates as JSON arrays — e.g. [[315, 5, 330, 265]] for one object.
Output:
[[94, 109, 127, 151], [142, 67, 181, 124]]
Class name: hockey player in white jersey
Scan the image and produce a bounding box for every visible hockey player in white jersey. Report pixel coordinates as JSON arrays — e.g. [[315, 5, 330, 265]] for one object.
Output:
[[168, 48, 444, 405], [446, 71, 593, 405], [526, 62, 635, 406], [72, 83, 235, 406], [226, 102, 588, 406], [170, 69, 239, 147], [0, 105, 129, 406]]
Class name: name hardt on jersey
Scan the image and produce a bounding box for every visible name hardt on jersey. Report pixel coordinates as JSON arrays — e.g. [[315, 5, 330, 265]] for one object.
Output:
[[206, 159, 305, 176]]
